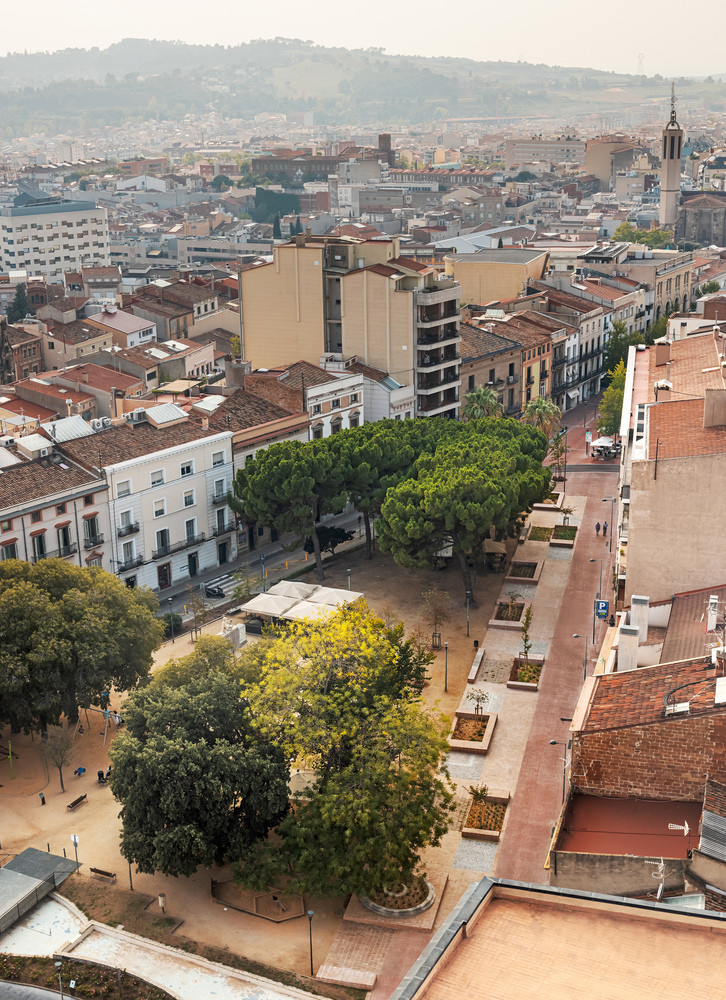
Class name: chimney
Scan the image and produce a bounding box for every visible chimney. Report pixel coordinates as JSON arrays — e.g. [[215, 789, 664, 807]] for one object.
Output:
[[629, 595, 649, 643], [82, 371, 89, 383], [617, 625, 640, 671], [655, 340, 671, 366], [703, 387, 726, 428], [295, 233, 305, 248], [708, 594, 720, 633]]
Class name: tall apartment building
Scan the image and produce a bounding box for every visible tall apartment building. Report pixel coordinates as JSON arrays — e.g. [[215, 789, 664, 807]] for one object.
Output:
[[504, 137, 586, 171], [0, 197, 110, 280], [240, 234, 462, 419]]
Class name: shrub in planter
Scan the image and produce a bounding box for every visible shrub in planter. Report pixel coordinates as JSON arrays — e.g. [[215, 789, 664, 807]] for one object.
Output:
[[552, 524, 577, 540], [516, 661, 542, 684], [529, 525, 553, 542], [161, 612, 182, 639]]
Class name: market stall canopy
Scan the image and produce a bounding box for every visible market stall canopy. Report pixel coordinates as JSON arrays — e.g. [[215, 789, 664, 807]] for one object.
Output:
[[592, 436, 614, 448], [239, 581, 364, 623]]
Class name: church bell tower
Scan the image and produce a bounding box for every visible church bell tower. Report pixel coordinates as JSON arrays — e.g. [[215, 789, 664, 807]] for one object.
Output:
[[659, 83, 683, 228]]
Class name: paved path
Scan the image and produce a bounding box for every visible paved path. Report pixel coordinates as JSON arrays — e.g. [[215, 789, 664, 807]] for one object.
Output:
[[0, 985, 60, 998], [494, 407, 619, 882]]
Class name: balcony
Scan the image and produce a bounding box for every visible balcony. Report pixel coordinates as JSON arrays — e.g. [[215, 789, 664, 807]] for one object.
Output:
[[118, 521, 140, 537], [31, 543, 78, 563], [152, 532, 206, 560], [416, 390, 459, 414], [539, 368, 549, 381], [213, 522, 233, 537], [83, 534, 104, 550], [578, 345, 601, 363], [552, 354, 567, 369], [118, 555, 144, 572], [212, 493, 228, 505], [506, 373, 519, 385], [417, 369, 461, 391], [417, 326, 459, 347]]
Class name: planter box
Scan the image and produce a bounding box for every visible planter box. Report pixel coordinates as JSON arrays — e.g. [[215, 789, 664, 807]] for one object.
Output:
[[550, 525, 578, 548], [447, 710, 498, 754], [533, 492, 563, 511], [488, 601, 532, 631], [506, 654, 545, 691], [505, 561, 543, 584], [462, 789, 510, 841]]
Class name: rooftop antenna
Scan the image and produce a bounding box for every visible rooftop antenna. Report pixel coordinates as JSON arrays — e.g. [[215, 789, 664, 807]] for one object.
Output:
[[645, 857, 675, 901], [668, 820, 690, 838]]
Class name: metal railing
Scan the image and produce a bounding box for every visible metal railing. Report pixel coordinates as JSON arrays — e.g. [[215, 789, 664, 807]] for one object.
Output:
[[118, 555, 144, 572], [152, 532, 206, 560], [83, 534, 104, 549], [118, 522, 140, 537]]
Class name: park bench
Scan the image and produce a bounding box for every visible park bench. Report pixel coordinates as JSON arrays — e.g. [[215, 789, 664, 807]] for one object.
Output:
[[66, 794, 87, 811], [89, 867, 116, 883], [468, 647, 485, 684]]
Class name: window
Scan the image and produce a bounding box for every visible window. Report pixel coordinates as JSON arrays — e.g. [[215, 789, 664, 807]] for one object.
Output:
[[1, 542, 16, 559], [312, 404, 321, 415], [185, 518, 196, 542], [47, 341, 54, 350], [83, 493, 94, 506], [32, 534, 46, 561], [121, 540, 135, 563], [31, 510, 41, 523], [117, 480, 131, 498], [153, 499, 166, 518], [331, 419, 342, 435], [156, 528, 170, 553], [87, 557, 102, 568], [1, 519, 11, 532], [488, 368, 495, 383], [180, 461, 194, 477], [150, 470, 165, 487], [183, 489, 195, 508], [214, 478, 226, 500], [349, 414, 359, 428], [349, 393, 358, 403], [212, 450, 225, 467], [331, 399, 341, 409], [56, 503, 66, 515], [468, 375, 475, 391]]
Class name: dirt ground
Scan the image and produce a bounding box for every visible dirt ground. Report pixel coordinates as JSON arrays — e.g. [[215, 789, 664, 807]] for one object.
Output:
[[0, 541, 510, 978]]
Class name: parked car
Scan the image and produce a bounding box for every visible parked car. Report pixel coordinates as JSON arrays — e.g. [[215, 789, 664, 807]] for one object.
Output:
[[205, 585, 225, 599]]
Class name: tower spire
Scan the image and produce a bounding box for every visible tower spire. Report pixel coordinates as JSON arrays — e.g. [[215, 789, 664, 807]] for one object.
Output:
[[670, 81, 677, 123]]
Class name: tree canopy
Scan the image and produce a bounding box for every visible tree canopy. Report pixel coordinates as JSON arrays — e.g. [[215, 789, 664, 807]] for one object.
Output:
[[462, 385, 504, 420], [521, 397, 561, 439], [233, 603, 450, 896], [110, 641, 288, 877], [603, 320, 644, 380], [378, 420, 550, 601], [598, 359, 627, 436], [6, 283, 33, 324], [0, 561, 163, 730], [612, 222, 674, 249]]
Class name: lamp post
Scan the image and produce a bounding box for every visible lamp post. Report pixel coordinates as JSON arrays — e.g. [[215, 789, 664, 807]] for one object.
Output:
[[573, 633, 588, 681], [167, 596, 174, 644], [590, 557, 603, 643], [346, 568, 351, 591], [306, 909, 314, 977], [549, 740, 570, 803], [128, 861, 134, 891], [71, 834, 79, 868], [602, 496, 615, 553], [260, 552, 266, 593], [55, 961, 64, 999], [562, 425, 568, 495], [444, 642, 448, 693], [466, 591, 471, 637]]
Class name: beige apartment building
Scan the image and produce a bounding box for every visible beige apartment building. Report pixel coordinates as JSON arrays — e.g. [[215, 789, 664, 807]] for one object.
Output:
[[241, 233, 462, 419], [443, 249, 549, 307]]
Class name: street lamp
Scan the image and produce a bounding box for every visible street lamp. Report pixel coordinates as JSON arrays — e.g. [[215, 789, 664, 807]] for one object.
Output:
[[590, 557, 603, 643], [71, 834, 79, 867], [167, 596, 174, 644], [346, 568, 351, 591], [128, 861, 134, 891], [444, 642, 448, 693], [602, 496, 615, 553], [549, 739, 570, 803], [562, 425, 568, 495], [466, 591, 471, 637], [260, 552, 266, 593], [573, 633, 588, 681], [306, 909, 314, 977], [55, 961, 64, 999]]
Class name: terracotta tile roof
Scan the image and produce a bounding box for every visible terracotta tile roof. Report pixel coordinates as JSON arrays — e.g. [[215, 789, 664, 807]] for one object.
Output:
[[244, 374, 304, 414], [647, 335, 723, 405], [279, 360, 335, 390], [0, 455, 99, 508], [58, 419, 215, 470], [14, 378, 94, 407], [460, 322, 521, 361], [529, 281, 604, 316], [52, 364, 143, 393], [583, 658, 719, 732], [46, 319, 107, 345], [388, 256, 431, 273], [0, 397, 57, 421], [661, 584, 726, 664], [647, 398, 726, 459], [344, 361, 388, 382], [363, 264, 401, 279], [208, 388, 302, 432], [5, 325, 42, 346], [578, 279, 627, 302]]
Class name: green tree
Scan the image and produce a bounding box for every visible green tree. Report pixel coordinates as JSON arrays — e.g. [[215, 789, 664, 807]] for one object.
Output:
[[644, 315, 667, 344], [294, 215, 303, 235], [6, 283, 33, 324], [303, 524, 353, 557], [548, 428, 569, 482], [462, 384, 504, 420], [598, 359, 627, 436], [378, 424, 550, 602], [603, 320, 644, 378], [209, 174, 232, 191], [42, 726, 73, 793], [272, 213, 282, 239], [229, 439, 346, 581], [234, 604, 450, 896], [521, 397, 561, 439], [0, 562, 163, 730], [110, 670, 289, 877]]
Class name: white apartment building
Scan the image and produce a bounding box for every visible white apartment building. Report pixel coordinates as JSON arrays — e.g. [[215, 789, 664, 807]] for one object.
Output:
[[59, 404, 235, 592], [0, 198, 110, 280]]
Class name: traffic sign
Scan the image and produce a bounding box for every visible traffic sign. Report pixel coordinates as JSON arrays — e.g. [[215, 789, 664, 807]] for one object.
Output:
[[585, 430, 593, 443], [596, 599, 609, 619]]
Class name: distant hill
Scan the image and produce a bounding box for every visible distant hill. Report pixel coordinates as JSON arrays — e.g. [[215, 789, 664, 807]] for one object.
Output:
[[0, 38, 724, 138]]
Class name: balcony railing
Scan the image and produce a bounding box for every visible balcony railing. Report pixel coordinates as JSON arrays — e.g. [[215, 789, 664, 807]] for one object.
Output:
[[552, 354, 567, 369], [83, 534, 104, 550], [118, 522, 140, 537], [118, 555, 144, 572], [32, 544, 78, 563], [506, 373, 518, 384], [152, 532, 206, 560], [212, 493, 228, 505], [213, 523, 233, 537]]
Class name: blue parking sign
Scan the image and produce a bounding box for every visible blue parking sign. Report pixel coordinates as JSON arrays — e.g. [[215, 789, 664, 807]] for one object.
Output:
[[596, 600, 609, 619]]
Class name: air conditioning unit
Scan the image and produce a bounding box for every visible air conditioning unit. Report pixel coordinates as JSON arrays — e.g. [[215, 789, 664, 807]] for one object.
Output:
[[102, 417, 112, 427], [507, 375, 516, 384], [39, 447, 49, 458], [91, 418, 104, 430]]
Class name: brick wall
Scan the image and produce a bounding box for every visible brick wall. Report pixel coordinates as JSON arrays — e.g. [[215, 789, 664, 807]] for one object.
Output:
[[704, 778, 726, 817], [572, 715, 726, 800]]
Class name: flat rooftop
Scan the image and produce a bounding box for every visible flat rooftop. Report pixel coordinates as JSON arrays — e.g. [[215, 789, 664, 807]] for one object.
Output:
[[557, 795, 702, 857]]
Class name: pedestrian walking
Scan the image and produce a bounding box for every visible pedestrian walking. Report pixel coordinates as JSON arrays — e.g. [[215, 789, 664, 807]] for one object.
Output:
[[39, 792, 45, 806], [603, 521, 608, 538], [595, 521, 601, 535]]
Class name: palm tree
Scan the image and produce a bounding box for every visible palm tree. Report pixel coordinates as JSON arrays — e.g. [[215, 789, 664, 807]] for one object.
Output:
[[521, 397, 561, 439], [462, 385, 504, 421]]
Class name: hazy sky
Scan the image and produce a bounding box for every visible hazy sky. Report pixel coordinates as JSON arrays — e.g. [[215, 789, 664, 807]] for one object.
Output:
[[2, 0, 724, 78]]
